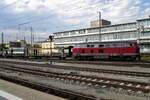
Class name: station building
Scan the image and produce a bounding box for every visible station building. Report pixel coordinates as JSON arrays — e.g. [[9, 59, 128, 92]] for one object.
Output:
[[32, 38, 59, 56], [40, 39, 58, 55], [53, 18, 150, 53]]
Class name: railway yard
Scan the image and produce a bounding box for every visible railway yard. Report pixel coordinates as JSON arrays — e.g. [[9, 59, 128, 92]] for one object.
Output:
[[0, 58, 150, 100], [0, 0, 150, 99]]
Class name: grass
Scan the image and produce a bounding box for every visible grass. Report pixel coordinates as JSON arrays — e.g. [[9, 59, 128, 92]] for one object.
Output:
[[141, 54, 150, 62]]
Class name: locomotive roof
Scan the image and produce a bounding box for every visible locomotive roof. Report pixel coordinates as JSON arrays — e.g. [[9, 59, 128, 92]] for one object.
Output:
[[74, 40, 137, 45], [77, 40, 137, 44]]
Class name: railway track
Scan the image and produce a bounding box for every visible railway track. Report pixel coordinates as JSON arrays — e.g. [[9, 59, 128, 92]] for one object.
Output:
[[0, 64, 150, 94], [0, 74, 97, 100], [1, 61, 150, 77], [52, 60, 150, 67], [1, 58, 150, 67]]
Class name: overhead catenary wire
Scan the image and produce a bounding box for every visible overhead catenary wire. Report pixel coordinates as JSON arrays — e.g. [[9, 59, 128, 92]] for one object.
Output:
[[0, 0, 105, 29], [1, 0, 131, 33], [2, 0, 109, 25], [0, 2, 113, 28], [0, 0, 81, 23], [0, 0, 20, 9], [1, 0, 114, 41]]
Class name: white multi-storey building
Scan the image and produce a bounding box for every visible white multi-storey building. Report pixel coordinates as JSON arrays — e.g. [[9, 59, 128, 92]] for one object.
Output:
[[53, 18, 150, 53]]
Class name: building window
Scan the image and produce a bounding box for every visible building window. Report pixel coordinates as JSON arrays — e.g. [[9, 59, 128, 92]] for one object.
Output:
[[79, 30, 85, 34], [70, 31, 77, 35], [91, 45, 94, 47], [62, 32, 69, 36], [87, 29, 99, 33], [113, 34, 118, 39]]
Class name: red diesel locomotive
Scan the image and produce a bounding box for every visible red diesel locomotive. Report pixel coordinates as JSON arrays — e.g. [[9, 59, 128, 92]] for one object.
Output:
[[72, 41, 140, 60]]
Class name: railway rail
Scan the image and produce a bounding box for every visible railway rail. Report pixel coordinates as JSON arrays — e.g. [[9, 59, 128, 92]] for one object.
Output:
[[1, 58, 150, 67], [52, 60, 150, 68], [0, 73, 97, 100], [0, 64, 150, 94], [0, 61, 150, 77]]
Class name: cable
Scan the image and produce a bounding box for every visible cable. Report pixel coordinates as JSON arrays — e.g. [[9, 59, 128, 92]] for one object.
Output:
[[6, 2, 99, 25], [0, 0, 80, 23], [1, 0, 138, 42], [3, 0, 97, 23], [1, 0, 110, 30], [0, 0, 20, 9]]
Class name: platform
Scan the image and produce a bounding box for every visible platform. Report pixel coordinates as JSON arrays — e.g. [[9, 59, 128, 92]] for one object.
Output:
[[0, 79, 66, 100]]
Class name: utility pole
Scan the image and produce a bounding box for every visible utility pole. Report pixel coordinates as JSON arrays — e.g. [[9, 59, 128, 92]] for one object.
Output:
[[30, 27, 33, 46], [24, 37, 26, 41], [23, 36, 27, 57], [98, 11, 102, 42], [30, 27, 33, 56], [1, 32, 4, 56], [17, 26, 20, 41], [33, 34, 34, 44]]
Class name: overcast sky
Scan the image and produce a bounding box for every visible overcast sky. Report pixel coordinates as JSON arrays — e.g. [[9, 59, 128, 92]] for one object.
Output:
[[0, 0, 149, 42]]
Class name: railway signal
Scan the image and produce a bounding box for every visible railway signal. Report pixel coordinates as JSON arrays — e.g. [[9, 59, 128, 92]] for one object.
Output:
[[49, 35, 53, 59]]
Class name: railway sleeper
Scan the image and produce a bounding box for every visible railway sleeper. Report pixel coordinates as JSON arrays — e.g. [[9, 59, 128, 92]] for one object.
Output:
[[0, 74, 97, 100], [0, 66, 150, 93]]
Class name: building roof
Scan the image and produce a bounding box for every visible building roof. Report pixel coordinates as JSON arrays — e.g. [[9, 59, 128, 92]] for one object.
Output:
[[137, 17, 150, 21], [53, 18, 150, 34], [53, 22, 136, 34]]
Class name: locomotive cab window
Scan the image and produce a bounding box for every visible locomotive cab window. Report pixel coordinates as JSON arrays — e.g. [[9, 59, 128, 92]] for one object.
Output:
[[130, 43, 133, 47], [99, 44, 104, 47], [87, 45, 90, 47], [91, 45, 94, 47]]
